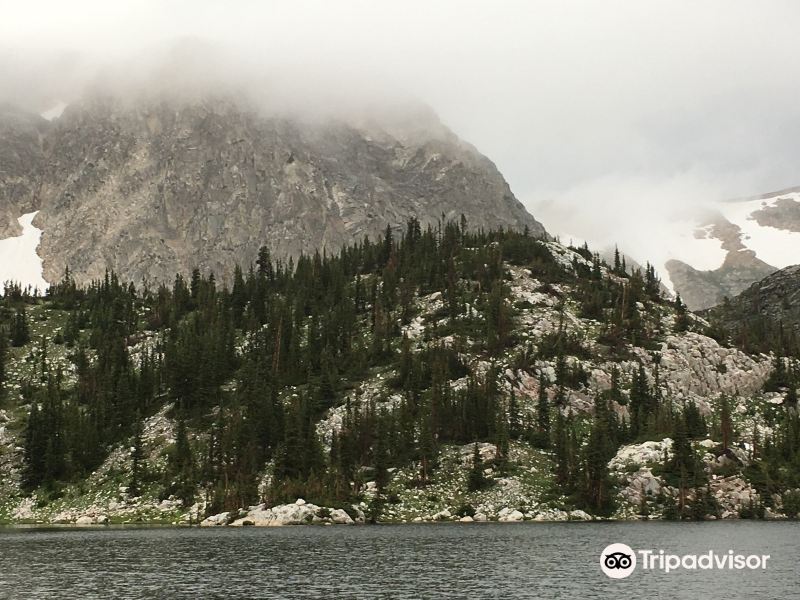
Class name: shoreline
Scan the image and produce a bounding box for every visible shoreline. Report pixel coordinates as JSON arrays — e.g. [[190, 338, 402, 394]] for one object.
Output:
[[2, 516, 795, 528]]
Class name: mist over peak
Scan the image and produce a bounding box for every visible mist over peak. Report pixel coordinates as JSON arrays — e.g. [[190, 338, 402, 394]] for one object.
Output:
[[2, 1, 800, 279]]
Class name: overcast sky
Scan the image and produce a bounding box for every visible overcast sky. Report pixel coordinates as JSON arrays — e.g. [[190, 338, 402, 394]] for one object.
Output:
[[2, 0, 799, 250]]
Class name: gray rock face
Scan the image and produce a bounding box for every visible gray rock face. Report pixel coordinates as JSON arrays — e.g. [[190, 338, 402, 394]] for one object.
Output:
[[0, 96, 545, 285], [751, 196, 800, 233], [666, 250, 776, 311], [0, 105, 47, 237], [704, 264, 800, 335]]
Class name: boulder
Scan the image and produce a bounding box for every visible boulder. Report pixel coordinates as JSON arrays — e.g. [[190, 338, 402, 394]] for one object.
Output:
[[764, 507, 788, 521], [533, 509, 569, 521], [268, 503, 317, 525], [473, 512, 488, 522], [569, 510, 592, 521], [200, 512, 230, 527], [330, 509, 354, 525], [351, 506, 367, 524], [459, 442, 498, 466], [459, 516, 474, 523], [499, 509, 524, 522]]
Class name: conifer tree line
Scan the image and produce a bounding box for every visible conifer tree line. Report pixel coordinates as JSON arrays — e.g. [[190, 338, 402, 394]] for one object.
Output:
[[0, 217, 798, 519]]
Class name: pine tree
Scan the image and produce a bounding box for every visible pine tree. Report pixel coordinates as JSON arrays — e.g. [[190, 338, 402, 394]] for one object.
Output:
[[129, 415, 145, 497], [166, 417, 195, 505], [418, 405, 437, 483], [0, 331, 7, 395], [669, 418, 699, 516], [21, 401, 45, 491], [553, 409, 570, 487], [684, 400, 706, 438], [629, 364, 651, 438], [369, 411, 391, 522], [467, 443, 488, 491], [533, 373, 550, 448], [580, 396, 617, 516], [785, 385, 798, 410], [674, 293, 690, 332], [508, 391, 521, 440], [719, 395, 733, 451], [534, 373, 550, 447], [495, 413, 510, 474], [10, 308, 30, 347]]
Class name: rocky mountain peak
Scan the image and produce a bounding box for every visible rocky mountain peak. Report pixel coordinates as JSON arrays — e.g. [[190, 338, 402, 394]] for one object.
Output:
[[0, 94, 545, 286]]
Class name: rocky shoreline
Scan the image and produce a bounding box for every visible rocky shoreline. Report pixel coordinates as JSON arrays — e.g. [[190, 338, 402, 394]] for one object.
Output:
[[200, 499, 364, 527]]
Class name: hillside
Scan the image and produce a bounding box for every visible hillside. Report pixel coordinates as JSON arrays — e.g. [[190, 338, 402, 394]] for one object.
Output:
[[0, 223, 798, 525], [703, 264, 800, 355]]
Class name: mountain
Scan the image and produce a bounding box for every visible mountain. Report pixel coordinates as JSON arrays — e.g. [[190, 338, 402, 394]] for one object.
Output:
[[0, 96, 544, 287], [703, 264, 800, 352], [664, 188, 800, 310], [1, 227, 796, 524]]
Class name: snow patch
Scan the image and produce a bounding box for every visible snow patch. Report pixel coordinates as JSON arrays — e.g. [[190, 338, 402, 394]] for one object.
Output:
[[0, 212, 49, 295], [629, 217, 728, 293], [41, 101, 67, 121], [717, 193, 800, 269]]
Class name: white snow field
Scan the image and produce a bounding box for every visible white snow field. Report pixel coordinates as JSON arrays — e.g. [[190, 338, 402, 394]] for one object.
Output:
[[717, 192, 800, 270], [0, 212, 50, 295], [645, 217, 729, 293]]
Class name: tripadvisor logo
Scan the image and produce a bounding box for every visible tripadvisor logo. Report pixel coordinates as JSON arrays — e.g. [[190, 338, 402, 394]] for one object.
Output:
[[600, 543, 771, 579], [600, 543, 637, 579]]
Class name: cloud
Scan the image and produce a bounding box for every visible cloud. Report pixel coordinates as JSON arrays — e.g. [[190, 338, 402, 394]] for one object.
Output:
[[2, 0, 800, 257]]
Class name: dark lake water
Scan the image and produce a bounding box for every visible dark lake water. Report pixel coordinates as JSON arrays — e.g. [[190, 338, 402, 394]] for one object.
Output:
[[0, 522, 797, 599]]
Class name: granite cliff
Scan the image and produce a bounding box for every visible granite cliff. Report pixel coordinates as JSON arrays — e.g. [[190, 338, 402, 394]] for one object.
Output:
[[0, 96, 544, 286]]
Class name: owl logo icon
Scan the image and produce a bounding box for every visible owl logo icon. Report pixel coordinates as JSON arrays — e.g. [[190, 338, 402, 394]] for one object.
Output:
[[601, 543, 637, 579]]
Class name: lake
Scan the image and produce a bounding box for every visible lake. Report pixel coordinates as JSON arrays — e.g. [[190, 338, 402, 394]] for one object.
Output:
[[0, 522, 797, 599]]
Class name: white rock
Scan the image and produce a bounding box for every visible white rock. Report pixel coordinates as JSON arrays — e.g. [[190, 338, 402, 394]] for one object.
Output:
[[764, 508, 787, 521], [499, 509, 524, 522], [459, 442, 499, 466], [330, 509, 355, 525], [200, 512, 230, 527]]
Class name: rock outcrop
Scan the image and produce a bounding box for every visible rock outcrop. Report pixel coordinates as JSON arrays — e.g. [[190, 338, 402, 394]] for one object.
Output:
[[201, 499, 364, 527], [666, 248, 776, 312], [704, 264, 800, 336]]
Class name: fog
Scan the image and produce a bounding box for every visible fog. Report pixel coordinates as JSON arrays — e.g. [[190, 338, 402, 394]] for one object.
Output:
[[3, 0, 800, 252]]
